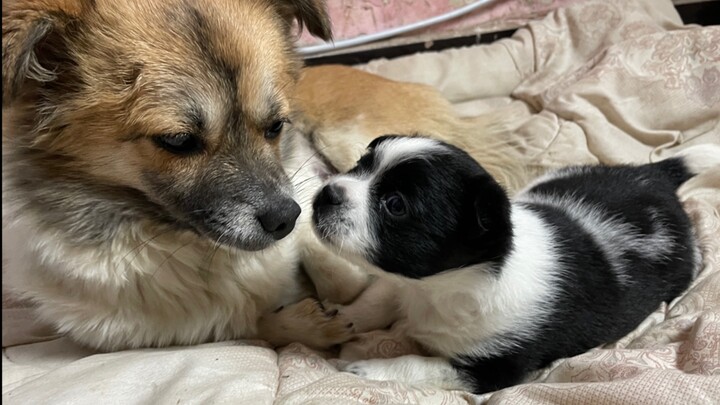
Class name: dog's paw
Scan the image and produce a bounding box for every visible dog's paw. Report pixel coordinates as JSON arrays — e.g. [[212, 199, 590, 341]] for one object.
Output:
[[259, 297, 355, 350], [301, 298, 356, 347]]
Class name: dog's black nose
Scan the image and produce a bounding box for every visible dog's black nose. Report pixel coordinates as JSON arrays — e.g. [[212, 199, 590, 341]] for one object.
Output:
[[315, 184, 345, 206], [257, 198, 301, 240]]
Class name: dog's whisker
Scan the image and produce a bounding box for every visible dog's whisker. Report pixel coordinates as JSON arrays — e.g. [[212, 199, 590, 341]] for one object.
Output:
[[289, 144, 333, 181], [201, 244, 223, 280], [120, 227, 176, 270], [200, 226, 236, 278], [149, 241, 195, 280], [293, 176, 323, 191]]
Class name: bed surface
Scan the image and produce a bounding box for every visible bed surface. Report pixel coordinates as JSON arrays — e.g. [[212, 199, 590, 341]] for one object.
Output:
[[3, 0, 719, 403]]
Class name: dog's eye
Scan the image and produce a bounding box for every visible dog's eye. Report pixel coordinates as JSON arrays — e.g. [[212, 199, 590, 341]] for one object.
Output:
[[382, 193, 407, 217], [153, 133, 202, 155], [265, 120, 285, 140]]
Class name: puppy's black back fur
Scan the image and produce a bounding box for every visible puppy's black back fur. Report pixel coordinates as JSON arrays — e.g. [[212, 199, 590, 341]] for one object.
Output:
[[452, 158, 697, 394]]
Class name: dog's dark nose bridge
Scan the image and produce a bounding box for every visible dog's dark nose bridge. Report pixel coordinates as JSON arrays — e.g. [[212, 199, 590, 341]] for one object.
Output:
[[317, 184, 345, 206]]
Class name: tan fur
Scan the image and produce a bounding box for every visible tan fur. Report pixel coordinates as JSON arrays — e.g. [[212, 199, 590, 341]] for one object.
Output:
[[3, 0, 300, 195], [257, 297, 354, 347], [293, 65, 531, 194]]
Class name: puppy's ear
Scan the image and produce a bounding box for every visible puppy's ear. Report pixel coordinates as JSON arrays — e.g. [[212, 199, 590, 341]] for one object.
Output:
[[275, 0, 332, 41], [470, 174, 511, 238], [2, 0, 83, 106], [368, 134, 402, 150]]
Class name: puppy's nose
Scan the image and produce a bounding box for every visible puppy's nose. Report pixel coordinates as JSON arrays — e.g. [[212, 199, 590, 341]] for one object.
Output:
[[257, 198, 301, 240], [316, 184, 345, 206]]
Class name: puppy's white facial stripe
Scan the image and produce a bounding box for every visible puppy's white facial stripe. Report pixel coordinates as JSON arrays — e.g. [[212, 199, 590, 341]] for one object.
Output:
[[321, 175, 378, 255], [374, 137, 444, 175], [333, 176, 370, 204], [516, 193, 675, 284]]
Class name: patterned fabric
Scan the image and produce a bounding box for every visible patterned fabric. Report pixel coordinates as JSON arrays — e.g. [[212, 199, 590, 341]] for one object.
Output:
[[3, 0, 719, 403]]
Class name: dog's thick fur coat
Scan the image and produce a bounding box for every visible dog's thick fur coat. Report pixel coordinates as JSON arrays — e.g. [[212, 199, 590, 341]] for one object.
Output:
[[1, 0, 357, 351], [2, 1, 531, 352]]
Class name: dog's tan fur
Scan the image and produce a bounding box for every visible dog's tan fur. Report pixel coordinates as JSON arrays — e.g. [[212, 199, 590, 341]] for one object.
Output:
[[293, 65, 529, 194], [3, 0, 305, 196]]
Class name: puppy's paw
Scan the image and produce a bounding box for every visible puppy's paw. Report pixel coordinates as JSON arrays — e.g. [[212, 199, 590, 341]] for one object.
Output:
[[340, 355, 468, 391], [342, 359, 394, 381], [258, 297, 355, 350]]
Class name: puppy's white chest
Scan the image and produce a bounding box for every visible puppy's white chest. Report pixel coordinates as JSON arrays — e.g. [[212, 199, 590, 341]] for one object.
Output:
[[398, 274, 490, 357]]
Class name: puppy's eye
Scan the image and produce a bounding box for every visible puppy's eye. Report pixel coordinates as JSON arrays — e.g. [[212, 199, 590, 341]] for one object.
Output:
[[382, 193, 407, 217], [265, 120, 285, 140], [153, 133, 202, 155]]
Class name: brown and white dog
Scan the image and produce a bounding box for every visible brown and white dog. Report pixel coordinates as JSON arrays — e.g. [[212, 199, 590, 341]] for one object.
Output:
[[1, 0, 358, 351], [1, 0, 526, 352]]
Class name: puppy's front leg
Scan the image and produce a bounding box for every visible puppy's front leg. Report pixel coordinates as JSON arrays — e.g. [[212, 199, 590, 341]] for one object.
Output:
[[330, 274, 401, 334], [343, 355, 472, 391], [300, 232, 371, 304]]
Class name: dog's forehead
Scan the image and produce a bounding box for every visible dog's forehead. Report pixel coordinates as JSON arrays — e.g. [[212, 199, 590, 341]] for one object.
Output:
[[95, 0, 293, 123], [191, 0, 295, 121]]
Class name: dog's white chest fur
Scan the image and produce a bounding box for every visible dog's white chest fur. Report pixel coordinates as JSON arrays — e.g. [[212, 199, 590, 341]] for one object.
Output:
[[1, 131, 332, 351], [3, 209, 303, 350]]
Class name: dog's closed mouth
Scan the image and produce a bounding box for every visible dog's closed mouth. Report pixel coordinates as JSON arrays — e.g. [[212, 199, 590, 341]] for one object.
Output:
[[187, 201, 301, 252]]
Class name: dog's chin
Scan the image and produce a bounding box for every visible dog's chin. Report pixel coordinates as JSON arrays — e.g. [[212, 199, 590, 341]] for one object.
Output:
[[224, 234, 276, 252], [217, 230, 279, 251], [312, 222, 377, 270], [313, 226, 337, 248], [312, 215, 366, 259], [311, 213, 337, 245], [188, 222, 278, 252]]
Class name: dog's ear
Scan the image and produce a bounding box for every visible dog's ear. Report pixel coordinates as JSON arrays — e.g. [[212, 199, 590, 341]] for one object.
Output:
[[2, 0, 84, 106], [275, 0, 332, 41]]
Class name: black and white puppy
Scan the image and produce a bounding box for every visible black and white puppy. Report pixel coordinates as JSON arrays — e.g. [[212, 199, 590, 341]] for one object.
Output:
[[312, 135, 700, 394]]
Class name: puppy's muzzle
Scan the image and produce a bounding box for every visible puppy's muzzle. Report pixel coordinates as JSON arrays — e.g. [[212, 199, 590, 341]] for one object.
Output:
[[315, 184, 346, 207], [258, 197, 301, 240]]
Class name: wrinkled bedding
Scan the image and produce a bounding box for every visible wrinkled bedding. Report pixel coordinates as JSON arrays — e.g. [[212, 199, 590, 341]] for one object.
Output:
[[3, 0, 719, 403]]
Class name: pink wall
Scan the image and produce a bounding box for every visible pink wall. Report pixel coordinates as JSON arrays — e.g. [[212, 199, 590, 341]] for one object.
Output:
[[298, 0, 581, 46]]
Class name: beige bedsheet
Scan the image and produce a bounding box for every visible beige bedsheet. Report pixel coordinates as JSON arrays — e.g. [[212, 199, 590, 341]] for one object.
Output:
[[3, 0, 719, 403]]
